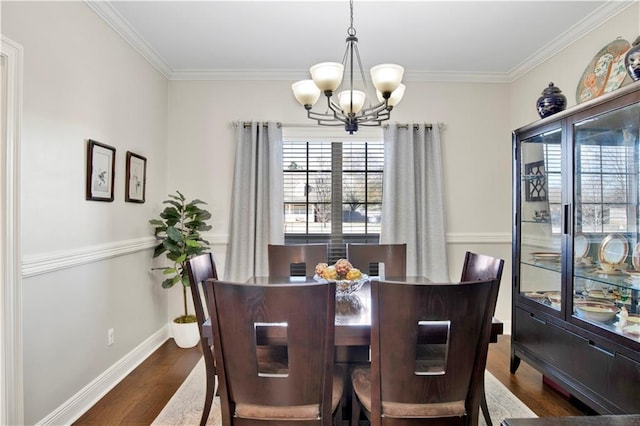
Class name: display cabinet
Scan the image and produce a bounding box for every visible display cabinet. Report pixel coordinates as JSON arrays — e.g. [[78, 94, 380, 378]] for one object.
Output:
[[512, 80, 640, 414]]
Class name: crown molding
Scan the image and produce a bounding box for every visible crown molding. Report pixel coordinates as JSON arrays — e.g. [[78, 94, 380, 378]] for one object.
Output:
[[508, 1, 636, 82], [87, 0, 633, 84], [84, 1, 173, 79]]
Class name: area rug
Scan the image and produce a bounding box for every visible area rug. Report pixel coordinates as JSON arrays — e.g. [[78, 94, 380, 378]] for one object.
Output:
[[152, 358, 537, 425]]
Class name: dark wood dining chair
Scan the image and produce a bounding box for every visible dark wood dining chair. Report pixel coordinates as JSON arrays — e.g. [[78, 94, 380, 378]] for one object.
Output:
[[186, 252, 218, 426], [205, 279, 343, 425], [350, 278, 500, 426], [267, 243, 328, 278], [460, 251, 505, 284], [460, 251, 505, 426], [346, 243, 407, 278]]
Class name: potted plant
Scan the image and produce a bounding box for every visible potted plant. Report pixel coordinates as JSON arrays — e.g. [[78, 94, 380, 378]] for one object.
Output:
[[149, 190, 212, 348]]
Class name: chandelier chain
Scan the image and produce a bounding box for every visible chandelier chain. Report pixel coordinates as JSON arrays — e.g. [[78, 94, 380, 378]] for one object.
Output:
[[348, 0, 356, 36]]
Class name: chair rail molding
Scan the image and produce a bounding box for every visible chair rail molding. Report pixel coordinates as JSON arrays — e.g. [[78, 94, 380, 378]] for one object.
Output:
[[22, 233, 230, 278], [1, 34, 24, 426], [22, 236, 157, 278], [447, 232, 511, 245]]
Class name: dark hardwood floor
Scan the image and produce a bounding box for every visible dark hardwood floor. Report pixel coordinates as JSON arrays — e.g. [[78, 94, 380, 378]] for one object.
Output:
[[74, 335, 588, 425], [73, 341, 202, 425]]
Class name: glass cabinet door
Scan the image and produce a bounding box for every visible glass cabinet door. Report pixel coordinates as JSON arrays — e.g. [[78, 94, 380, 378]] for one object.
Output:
[[572, 100, 640, 341], [519, 127, 563, 311]]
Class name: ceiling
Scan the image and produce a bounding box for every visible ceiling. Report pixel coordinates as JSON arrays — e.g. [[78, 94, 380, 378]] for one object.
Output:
[[87, 1, 633, 82]]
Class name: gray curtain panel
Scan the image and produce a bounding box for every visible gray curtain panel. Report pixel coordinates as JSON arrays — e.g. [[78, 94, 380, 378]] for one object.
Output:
[[380, 123, 449, 281], [224, 122, 284, 281]]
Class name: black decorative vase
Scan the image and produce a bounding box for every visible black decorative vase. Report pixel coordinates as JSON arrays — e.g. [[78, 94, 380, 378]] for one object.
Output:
[[536, 82, 567, 119], [625, 36, 640, 82]]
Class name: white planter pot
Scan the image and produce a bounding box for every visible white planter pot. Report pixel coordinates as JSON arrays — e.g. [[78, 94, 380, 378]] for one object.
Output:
[[171, 320, 200, 348]]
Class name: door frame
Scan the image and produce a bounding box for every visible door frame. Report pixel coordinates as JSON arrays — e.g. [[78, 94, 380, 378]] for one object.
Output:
[[1, 34, 24, 426]]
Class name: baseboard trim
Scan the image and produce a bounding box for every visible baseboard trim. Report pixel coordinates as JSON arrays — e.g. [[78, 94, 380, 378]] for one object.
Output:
[[37, 326, 170, 425]]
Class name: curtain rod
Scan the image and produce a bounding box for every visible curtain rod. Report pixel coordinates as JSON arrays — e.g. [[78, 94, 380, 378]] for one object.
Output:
[[385, 123, 434, 130], [237, 121, 440, 130]]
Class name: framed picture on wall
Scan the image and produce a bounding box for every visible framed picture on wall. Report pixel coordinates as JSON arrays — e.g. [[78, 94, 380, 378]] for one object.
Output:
[[86, 139, 116, 202], [125, 151, 147, 203]]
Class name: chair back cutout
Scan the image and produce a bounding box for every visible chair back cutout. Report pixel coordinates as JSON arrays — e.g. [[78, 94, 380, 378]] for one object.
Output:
[[268, 244, 328, 277], [346, 243, 407, 278]]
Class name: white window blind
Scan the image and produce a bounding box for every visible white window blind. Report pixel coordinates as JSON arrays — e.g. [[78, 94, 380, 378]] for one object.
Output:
[[283, 139, 383, 262]]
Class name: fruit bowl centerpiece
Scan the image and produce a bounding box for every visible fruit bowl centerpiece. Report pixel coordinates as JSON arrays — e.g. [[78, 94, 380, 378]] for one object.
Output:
[[314, 259, 369, 296]]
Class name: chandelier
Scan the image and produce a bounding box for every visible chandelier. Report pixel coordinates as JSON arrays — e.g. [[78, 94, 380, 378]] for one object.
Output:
[[291, 0, 405, 134]]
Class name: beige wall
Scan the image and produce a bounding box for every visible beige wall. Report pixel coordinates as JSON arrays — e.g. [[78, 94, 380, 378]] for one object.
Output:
[[166, 79, 513, 321], [2, 2, 170, 423]]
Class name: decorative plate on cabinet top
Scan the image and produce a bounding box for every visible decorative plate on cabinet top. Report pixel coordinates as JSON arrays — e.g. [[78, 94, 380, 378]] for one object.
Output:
[[598, 233, 628, 265], [576, 38, 631, 104], [632, 243, 640, 271], [574, 234, 590, 259]]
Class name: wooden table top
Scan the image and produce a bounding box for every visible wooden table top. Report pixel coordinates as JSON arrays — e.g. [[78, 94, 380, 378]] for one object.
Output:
[[203, 276, 503, 346], [501, 415, 640, 426]]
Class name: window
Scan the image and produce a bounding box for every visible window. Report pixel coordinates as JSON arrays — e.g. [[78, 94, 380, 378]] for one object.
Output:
[[575, 143, 636, 233], [282, 138, 383, 262], [545, 136, 636, 235], [542, 143, 562, 233]]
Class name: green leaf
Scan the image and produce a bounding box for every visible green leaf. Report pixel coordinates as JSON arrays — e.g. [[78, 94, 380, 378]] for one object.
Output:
[[185, 239, 200, 248], [161, 275, 181, 289], [162, 240, 181, 256], [182, 274, 191, 287], [175, 253, 187, 264], [162, 267, 177, 275], [152, 243, 167, 258], [166, 226, 183, 243]]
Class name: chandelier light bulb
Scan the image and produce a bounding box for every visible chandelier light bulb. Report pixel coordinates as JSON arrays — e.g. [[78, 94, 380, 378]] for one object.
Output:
[[370, 64, 405, 95], [292, 80, 321, 107], [338, 90, 366, 114], [377, 83, 406, 107], [310, 62, 345, 92]]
